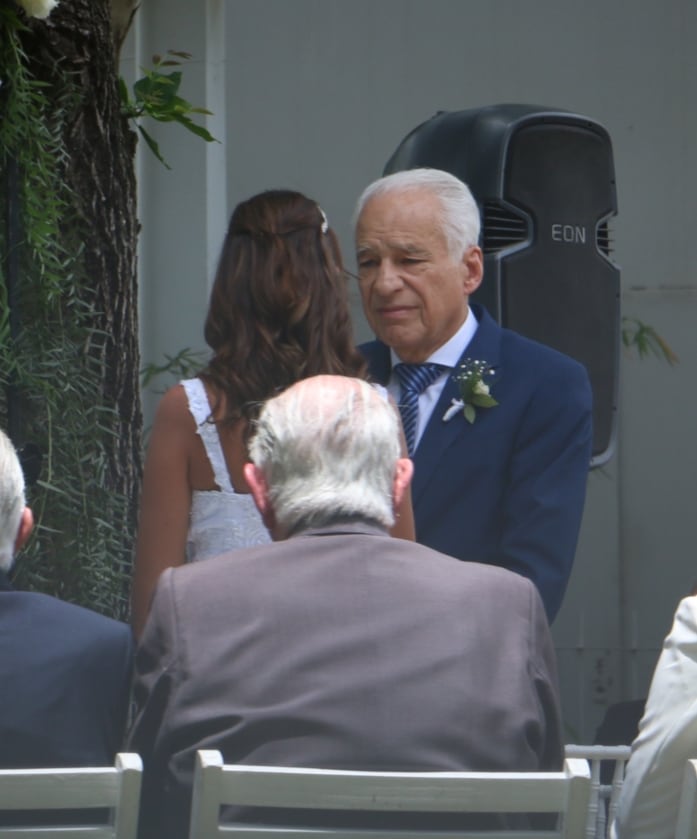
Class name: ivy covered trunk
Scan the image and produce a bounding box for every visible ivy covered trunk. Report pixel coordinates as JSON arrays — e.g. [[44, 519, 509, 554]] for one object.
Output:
[[0, 0, 141, 619]]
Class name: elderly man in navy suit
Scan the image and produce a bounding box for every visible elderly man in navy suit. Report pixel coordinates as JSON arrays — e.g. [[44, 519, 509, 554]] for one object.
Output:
[[0, 428, 133, 772], [354, 168, 592, 622]]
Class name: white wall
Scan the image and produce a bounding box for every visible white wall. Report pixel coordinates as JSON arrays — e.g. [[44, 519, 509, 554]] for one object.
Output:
[[124, 0, 697, 741]]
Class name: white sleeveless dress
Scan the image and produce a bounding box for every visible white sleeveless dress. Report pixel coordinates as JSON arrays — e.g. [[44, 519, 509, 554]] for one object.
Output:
[[181, 378, 271, 563]]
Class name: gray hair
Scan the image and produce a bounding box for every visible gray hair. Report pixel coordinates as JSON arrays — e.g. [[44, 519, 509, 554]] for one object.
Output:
[[0, 430, 26, 572], [353, 168, 481, 260], [248, 376, 400, 533]]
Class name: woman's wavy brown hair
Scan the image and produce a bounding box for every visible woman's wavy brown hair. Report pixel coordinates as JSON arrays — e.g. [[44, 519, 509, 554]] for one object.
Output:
[[201, 190, 367, 424]]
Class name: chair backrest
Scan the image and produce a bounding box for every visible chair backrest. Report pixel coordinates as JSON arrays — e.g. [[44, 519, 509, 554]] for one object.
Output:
[[564, 745, 631, 839], [189, 750, 591, 839], [0, 753, 142, 839], [675, 758, 697, 839]]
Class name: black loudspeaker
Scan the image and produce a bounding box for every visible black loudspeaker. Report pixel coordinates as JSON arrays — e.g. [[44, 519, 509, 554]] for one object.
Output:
[[384, 104, 620, 467]]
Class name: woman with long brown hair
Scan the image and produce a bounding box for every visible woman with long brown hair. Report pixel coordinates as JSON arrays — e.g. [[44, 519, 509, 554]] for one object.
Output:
[[131, 189, 414, 637]]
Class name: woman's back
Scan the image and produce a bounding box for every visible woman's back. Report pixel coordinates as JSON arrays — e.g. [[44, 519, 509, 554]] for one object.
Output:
[[182, 377, 271, 562]]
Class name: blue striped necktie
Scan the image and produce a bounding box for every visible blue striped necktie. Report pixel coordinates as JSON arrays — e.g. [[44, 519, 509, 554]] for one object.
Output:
[[393, 363, 445, 456]]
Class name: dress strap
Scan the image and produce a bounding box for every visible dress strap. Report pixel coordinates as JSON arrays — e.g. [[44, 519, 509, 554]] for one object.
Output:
[[181, 378, 235, 493]]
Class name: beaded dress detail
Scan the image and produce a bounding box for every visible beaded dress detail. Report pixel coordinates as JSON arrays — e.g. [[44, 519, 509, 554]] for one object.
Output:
[[181, 378, 271, 562]]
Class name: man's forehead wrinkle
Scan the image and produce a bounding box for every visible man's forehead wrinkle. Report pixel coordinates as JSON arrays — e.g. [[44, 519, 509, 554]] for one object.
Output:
[[357, 238, 430, 255]]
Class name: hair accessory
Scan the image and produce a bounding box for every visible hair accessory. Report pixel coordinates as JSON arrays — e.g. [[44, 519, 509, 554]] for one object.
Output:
[[318, 206, 329, 235]]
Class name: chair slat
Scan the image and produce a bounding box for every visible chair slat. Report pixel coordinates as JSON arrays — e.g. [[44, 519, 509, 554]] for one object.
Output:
[[0, 830, 114, 839], [220, 766, 579, 812], [190, 751, 591, 839], [0, 754, 142, 839], [0, 773, 121, 810], [214, 830, 564, 839]]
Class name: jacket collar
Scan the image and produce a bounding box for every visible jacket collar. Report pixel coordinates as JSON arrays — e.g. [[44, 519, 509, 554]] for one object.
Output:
[[289, 520, 389, 541]]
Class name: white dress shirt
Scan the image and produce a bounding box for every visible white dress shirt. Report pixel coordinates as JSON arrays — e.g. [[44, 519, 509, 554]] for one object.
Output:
[[388, 308, 479, 451]]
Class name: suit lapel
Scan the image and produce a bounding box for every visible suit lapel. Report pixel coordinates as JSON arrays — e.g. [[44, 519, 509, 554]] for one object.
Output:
[[363, 342, 392, 385], [411, 306, 504, 505]]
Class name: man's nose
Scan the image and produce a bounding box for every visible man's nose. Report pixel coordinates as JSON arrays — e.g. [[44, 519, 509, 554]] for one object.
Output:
[[374, 260, 403, 293]]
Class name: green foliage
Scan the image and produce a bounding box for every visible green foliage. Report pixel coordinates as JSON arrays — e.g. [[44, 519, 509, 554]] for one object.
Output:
[[120, 50, 218, 169], [622, 316, 679, 366], [141, 346, 207, 391], [0, 17, 131, 618], [452, 359, 498, 425]]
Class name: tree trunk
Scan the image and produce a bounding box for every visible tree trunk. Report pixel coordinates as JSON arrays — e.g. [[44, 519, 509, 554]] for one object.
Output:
[[7, 0, 142, 616]]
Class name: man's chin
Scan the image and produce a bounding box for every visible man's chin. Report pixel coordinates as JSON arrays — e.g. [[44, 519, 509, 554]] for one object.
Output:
[[375, 332, 425, 363]]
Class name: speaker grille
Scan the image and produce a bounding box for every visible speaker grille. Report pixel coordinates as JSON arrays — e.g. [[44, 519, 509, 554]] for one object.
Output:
[[596, 220, 613, 256], [482, 202, 528, 254]]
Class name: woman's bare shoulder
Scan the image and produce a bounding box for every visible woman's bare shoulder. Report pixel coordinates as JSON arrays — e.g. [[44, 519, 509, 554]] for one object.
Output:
[[148, 382, 199, 445]]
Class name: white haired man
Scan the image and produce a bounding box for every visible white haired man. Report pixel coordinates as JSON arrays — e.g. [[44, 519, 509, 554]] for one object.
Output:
[[129, 374, 563, 839], [0, 428, 132, 772], [354, 168, 593, 622]]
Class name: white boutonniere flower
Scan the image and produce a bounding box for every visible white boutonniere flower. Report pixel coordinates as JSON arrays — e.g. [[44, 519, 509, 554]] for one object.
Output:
[[17, 0, 59, 19], [442, 358, 498, 425]]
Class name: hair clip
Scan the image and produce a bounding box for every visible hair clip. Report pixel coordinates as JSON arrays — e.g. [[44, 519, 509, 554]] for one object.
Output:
[[318, 206, 329, 234]]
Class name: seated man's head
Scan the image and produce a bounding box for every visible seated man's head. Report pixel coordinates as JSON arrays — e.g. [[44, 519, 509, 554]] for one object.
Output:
[[0, 429, 34, 573], [244, 376, 412, 539]]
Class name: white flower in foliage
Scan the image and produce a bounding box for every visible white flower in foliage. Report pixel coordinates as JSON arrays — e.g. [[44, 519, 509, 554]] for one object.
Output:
[[17, 0, 59, 20], [473, 379, 491, 397]]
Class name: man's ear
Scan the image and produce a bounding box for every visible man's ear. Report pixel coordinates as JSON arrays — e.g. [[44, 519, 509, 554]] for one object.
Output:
[[244, 463, 270, 518], [392, 457, 414, 512], [14, 507, 34, 553], [462, 245, 484, 296], [243, 463, 279, 536]]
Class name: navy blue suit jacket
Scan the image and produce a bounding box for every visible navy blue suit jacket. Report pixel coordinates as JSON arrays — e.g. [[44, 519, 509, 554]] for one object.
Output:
[[360, 304, 592, 621], [0, 572, 133, 769]]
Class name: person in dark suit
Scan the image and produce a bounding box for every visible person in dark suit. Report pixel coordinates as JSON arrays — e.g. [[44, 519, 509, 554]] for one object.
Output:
[[129, 375, 563, 839], [353, 168, 593, 622], [0, 428, 133, 771]]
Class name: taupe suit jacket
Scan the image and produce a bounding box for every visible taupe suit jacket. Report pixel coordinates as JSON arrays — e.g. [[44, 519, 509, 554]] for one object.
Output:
[[129, 522, 562, 838]]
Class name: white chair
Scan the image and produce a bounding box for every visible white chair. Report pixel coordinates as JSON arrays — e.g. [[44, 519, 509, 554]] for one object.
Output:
[[189, 750, 591, 839], [0, 752, 142, 839], [564, 745, 631, 839], [675, 758, 697, 839]]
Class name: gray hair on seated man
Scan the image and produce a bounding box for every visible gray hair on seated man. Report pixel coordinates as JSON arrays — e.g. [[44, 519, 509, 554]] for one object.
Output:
[[0, 429, 33, 572], [246, 375, 408, 537], [353, 167, 481, 260]]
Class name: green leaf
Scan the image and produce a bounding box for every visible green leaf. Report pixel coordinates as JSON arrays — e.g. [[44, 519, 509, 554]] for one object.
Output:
[[472, 394, 498, 408], [134, 71, 181, 110], [117, 76, 130, 107], [137, 125, 172, 169], [169, 94, 195, 115], [124, 51, 219, 166], [456, 380, 475, 401], [174, 113, 218, 143], [464, 404, 476, 424], [622, 316, 679, 365]]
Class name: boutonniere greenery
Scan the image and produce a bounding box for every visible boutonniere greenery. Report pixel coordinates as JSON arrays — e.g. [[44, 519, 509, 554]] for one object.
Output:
[[442, 358, 498, 425]]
